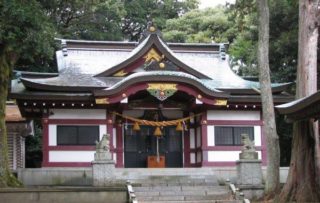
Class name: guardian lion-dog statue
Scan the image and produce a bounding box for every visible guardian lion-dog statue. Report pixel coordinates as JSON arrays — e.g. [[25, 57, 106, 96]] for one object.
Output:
[[95, 134, 110, 152], [241, 134, 255, 152]]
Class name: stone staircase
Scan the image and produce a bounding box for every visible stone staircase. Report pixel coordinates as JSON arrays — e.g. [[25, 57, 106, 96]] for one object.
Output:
[[128, 175, 241, 203]]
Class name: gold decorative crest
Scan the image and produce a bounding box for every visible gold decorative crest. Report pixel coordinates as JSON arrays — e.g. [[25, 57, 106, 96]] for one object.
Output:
[[113, 70, 127, 77], [95, 98, 109, 104], [144, 48, 163, 63], [147, 83, 177, 101], [214, 99, 228, 106]]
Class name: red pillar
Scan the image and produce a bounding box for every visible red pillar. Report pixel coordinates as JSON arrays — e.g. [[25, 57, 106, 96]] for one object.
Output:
[[41, 117, 49, 167], [200, 111, 208, 167]]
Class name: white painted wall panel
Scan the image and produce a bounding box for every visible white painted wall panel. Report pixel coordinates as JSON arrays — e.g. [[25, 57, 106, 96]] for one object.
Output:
[[49, 109, 106, 119], [196, 128, 201, 148], [190, 153, 195, 164], [48, 125, 57, 146], [113, 128, 116, 148], [49, 151, 95, 162], [207, 125, 215, 146], [99, 125, 107, 140], [189, 129, 195, 149], [208, 151, 262, 162], [254, 126, 261, 146], [207, 110, 260, 121]]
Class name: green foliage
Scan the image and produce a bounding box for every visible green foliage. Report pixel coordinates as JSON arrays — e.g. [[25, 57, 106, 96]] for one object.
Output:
[[122, 0, 199, 41], [39, 0, 126, 40], [163, 7, 235, 43], [0, 0, 55, 65], [227, 0, 298, 82], [0, 0, 54, 187]]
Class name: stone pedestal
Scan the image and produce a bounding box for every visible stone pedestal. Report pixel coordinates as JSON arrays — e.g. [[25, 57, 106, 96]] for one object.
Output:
[[92, 134, 117, 187], [92, 159, 115, 187], [236, 158, 264, 199]]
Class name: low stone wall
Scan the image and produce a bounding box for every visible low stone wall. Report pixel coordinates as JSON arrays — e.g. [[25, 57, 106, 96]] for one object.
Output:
[[18, 167, 290, 186], [18, 168, 93, 186], [0, 187, 127, 203]]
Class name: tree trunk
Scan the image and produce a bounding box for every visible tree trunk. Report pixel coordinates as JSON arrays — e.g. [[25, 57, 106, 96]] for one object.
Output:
[[279, 0, 320, 201], [257, 0, 280, 196], [0, 45, 21, 187]]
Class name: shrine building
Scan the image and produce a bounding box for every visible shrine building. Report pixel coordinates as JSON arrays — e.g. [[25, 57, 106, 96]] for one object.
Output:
[[10, 26, 292, 168]]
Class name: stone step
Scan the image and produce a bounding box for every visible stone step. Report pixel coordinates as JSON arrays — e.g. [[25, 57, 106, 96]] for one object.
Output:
[[129, 175, 219, 181], [134, 182, 219, 187], [137, 194, 233, 202], [136, 192, 231, 199], [139, 201, 242, 203], [134, 185, 227, 192]]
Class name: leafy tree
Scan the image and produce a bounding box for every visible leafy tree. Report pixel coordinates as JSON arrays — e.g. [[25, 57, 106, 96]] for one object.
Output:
[[0, 0, 54, 187], [163, 7, 235, 43], [122, 0, 199, 41], [39, 0, 126, 40], [228, 0, 298, 83]]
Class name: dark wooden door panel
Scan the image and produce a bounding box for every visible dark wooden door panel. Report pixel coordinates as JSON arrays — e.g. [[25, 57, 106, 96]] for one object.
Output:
[[124, 125, 183, 168]]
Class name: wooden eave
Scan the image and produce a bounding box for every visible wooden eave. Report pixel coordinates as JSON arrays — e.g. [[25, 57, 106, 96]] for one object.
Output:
[[10, 91, 93, 101], [94, 34, 211, 79], [13, 70, 58, 79], [229, 94, 294, 104], [218, 82, 292, 95], [20, 78, 106, 92], [276, 90, 320, 121]]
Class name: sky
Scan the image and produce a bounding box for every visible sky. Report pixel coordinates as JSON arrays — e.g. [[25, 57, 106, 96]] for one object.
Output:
[[199, 0, 236, 9]]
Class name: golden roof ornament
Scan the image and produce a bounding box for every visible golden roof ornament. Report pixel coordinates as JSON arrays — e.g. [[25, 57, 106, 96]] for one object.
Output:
[[149, 26, 156, 32]]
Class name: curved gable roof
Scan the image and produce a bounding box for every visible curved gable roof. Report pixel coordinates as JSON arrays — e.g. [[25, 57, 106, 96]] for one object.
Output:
[[94, 71, 229, 98], [94, 33, 211, 79]]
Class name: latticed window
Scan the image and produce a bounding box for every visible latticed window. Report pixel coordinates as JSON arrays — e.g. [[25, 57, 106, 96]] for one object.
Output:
[[57, 126, 99, 145], [214, 126, 254, 146]]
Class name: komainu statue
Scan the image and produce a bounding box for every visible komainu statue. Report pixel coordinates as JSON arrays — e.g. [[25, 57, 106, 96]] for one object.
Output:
[[241, 134, 255, 152], [95, 134, 110, 152]]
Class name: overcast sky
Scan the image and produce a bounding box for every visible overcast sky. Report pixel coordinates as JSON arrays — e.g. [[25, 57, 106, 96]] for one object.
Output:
[[199, 0, 236, 9]]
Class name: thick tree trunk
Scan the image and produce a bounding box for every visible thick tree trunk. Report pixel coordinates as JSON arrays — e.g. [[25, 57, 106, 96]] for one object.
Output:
[[257, 0, 280, 196], [0, 47, 12, 187], [279, 0, 320, 201], [0, 45, 21, 187]]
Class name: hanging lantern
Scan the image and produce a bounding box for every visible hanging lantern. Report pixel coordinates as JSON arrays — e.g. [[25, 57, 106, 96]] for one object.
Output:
[[133, 122, 141, 131], [154, 126, 162, 137], [176, 122, 183, 131]]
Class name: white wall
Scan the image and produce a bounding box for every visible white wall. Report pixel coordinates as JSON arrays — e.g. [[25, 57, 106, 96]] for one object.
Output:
[[49, 109, 106, 119], [207, 110, 260, 121], [208, 151, 262, 162], [49, 151, 95, 162], [190, 153, 195, 164], [207, 126, 215, 146]]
